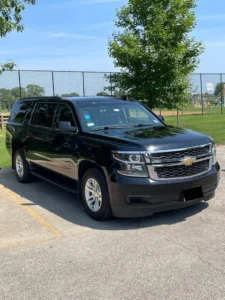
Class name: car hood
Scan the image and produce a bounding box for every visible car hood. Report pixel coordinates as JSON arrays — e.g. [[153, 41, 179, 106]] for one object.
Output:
[[90, 126, 212, 151]]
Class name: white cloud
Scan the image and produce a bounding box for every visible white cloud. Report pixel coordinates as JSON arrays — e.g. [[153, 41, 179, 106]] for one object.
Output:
[[48, 0, 123, 9], [78, 21, 114, 31], [0, 49, 27, 56], [205, 41, 225, 47], [49, 32, 99, 40], [16, 56, 116, 72], [0, 46, 93, 57], [82, 0, 122, 3], [198, 14, 225, 21]]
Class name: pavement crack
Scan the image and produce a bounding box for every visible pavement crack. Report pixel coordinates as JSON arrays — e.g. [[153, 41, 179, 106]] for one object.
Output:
[[154, 229, 225, 276]]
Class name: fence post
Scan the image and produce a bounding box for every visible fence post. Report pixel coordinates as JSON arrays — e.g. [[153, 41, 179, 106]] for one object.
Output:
[[176, 108, 179, 126], [18, 70, 22, 98], [110, 72, 113, 96], [52, 71, 55, 96], [200, 73, 203, 115], [82, 72, 85, 97], [0, 114, 3, 129], [220, 73, 223, 114]]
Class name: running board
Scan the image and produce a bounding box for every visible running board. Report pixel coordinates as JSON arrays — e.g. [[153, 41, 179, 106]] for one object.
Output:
[[30, 168, 78, 194]]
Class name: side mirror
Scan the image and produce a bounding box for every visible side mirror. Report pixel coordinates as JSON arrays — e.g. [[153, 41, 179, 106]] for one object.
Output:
[[58, 121, 77, 132], [158, 115, 165, 122]]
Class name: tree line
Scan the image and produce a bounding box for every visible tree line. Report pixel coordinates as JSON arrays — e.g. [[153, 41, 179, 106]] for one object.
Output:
[[61, 91, 125, 98], [0, 86, 123, 111], [0, 84, 45, 110]]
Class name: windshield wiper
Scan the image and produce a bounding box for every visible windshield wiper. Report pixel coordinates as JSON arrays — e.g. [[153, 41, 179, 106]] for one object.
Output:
[[91, 126, 131, 132], [134, 124, 156, 127], [91, 124, 159, 132]]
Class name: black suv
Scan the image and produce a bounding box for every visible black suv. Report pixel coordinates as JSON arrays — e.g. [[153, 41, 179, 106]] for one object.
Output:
[[6, 96, 220, 220]]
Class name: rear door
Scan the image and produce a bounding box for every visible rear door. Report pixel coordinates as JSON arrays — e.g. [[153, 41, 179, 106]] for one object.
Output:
[[6, 100, 33, 156], [26, 102, 58, 169]]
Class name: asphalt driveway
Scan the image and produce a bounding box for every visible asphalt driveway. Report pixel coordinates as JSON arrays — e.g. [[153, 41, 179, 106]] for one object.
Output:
[[0, 147, 225, 300]]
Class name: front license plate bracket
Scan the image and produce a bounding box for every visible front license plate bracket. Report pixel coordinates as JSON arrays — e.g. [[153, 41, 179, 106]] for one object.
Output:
[[183, 187, 203, 202]]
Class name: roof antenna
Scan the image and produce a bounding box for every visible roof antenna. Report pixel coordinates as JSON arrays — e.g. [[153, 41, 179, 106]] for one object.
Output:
[[122, 95, 127, 101]]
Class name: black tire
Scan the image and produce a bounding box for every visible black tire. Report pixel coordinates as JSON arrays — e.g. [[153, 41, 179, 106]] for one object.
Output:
[[81, 168, 112, 221], [14, 149, 32, 183]]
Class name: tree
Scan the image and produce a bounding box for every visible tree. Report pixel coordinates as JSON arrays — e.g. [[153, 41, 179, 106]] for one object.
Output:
[[214, 82, 225, 97], [113, 90, 126, 98], [26, 84, 45, 97], [0, 88, 14, 111], [0, 84, 45, 101], [0, 0, 37, 73], [0, 88, 13, 99], [61, 92, 80, 97], [96, 91, 109, 96], [11, 87, 27, 98], [108, 0, 204, 109]]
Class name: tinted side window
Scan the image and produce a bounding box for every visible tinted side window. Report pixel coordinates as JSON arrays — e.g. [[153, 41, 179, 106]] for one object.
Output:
[[56, 104, 76, 127], [9, 101, 32, 124], [24, 101, 35, 125], [31, 103, 57, 128]]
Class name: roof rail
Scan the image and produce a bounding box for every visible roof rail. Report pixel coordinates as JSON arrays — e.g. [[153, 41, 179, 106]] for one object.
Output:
[[19, 96, 61, 101], [121, 95, 128, 101], [107, 95, 128, 101]]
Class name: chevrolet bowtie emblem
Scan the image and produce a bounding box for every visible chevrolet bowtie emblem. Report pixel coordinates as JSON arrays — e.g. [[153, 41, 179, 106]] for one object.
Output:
[[182, 157, 197, 166]]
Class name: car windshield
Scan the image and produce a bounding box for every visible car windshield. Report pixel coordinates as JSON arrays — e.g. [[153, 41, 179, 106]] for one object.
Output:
[[75, 101, 164, 132]]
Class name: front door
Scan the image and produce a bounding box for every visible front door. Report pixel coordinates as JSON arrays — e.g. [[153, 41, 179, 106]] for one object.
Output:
[[51, 103, 79, 179]]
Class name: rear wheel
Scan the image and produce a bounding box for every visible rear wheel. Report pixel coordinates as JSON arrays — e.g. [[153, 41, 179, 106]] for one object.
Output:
[[81, 168, 112, 221], [14, 149, 32, 183]]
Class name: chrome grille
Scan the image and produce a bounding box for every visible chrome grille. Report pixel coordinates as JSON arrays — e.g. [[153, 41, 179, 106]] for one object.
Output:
[[148, 144, 212, 180], [156, 159, 210, 179], [151, 145, 211, 163]]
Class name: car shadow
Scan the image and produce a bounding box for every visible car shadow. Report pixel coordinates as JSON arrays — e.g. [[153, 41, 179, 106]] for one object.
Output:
[[0, 168, 209, 231]]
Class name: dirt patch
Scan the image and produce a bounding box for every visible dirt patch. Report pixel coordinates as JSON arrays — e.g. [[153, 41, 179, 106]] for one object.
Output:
[[154, 110, 201, 116]]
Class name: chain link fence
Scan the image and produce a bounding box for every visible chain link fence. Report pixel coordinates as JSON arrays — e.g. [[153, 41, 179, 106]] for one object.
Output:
[[154, 73, 225, 117], [0, 70, 225, 115], [0, 70, 115, 114], [1, 70, 225, 166]]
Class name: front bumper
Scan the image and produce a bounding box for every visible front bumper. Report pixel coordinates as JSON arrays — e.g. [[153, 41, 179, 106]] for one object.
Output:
[[108, 163, 220, 218]]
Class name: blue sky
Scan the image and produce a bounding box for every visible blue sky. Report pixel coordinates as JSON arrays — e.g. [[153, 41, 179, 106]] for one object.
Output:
[[0, 0, 125, 72], [1, 0, 225, 73]]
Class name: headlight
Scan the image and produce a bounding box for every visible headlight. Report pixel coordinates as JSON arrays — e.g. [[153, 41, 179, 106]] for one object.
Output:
[[212, 143, 217, 165], [112, 152, 149, 177]]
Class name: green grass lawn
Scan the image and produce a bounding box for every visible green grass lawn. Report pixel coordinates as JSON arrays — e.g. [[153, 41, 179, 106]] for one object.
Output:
[[0, 128, 11, 168], [166, 114, 225, 144], [157, 105, 224, 115], [0, 110, 10, 114], [181, 105, 224, 115], [0, 114, 225, 168]]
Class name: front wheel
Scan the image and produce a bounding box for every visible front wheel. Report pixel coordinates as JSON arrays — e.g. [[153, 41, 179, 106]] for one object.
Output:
[[14, 149, 32, 183], [81, 168, 112, 221]]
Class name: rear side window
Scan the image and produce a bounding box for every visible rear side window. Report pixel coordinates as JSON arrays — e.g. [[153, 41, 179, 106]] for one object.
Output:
[[9, 101, 32, 124], [31, 103, 57, 128]]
